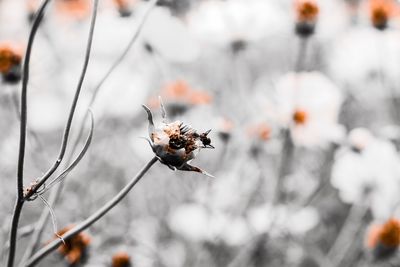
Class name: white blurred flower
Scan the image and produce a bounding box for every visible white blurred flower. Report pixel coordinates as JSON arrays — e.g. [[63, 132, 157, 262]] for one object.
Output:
[[168, 203, 210, 242], [331, 128, 400, 219], [270, 71, 345, 148], [348, 127, 374, 151], [168, 203, 252, 246], [187, 0, 288, 49], [141, 7, 200, 62], [247, 204, 319, 236], [329, 27, 400, 98]]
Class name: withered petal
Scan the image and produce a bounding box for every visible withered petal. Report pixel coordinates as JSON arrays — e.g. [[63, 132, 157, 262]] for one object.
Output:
[[178, 163, 215, 178], [142, 105, 155, 141]]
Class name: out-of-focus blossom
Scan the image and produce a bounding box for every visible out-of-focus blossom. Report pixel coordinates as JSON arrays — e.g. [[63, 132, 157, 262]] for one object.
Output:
[[148, 80, 212, 116], [168, 203, 251, 246], [142, 103, 214, 177], [187, 0, 287, 51], [0, 42, 22, 84], [270, 71, 344, 148], [368, 0, 397, 30], [366, 218, 400, 259], [55, 225, 91, 265], [247, 123, 272, 142], [217, 118, 234, 143], [348, 127, 374, 152], [141, 7, 200, 62], [112, 251, 132, 267], [248, 204, 319, 236], [332, 128, 400, 219], [329, 27, 400, 97], [294, 0, 319, 37], [113, 0, 135, 17], [55, 0, 91, 20]]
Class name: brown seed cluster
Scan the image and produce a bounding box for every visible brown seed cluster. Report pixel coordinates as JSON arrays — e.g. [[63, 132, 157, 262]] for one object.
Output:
[[112, 252, 132, 267], [0, 44, 22, 74], [55, 225, 91, 265], [163, 122, 200, 155]]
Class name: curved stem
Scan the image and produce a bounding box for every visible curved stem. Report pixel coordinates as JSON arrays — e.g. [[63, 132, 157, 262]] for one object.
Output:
[[24, 0, 99, 201], [21, 0, 158, 260], [6, 1, 51, 266], [25, 157, 158, 267]]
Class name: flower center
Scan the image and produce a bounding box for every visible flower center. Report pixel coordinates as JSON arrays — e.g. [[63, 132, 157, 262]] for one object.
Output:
[[296, 0, 319, 22], [379, 219, 400, 247], [292, 109, 308, 125]]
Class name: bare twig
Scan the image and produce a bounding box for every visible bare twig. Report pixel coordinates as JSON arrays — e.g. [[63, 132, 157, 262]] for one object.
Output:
[[6, 1, 51, 266], [25, 157, 158, 267], [24, 0, 99, 201]]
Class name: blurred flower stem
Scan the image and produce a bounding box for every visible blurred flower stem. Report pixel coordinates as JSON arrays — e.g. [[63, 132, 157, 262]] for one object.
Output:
[[6, 1, 51, 266], [327, 203, 369, 266], [20, 0, 159, 262], [24, 156, 158, 267], [273, 37, 308, 204], [273, 128, 294, 204]]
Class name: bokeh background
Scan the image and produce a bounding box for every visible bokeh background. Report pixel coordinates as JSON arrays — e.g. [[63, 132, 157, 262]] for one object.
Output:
[[2, 0, 400, 266]]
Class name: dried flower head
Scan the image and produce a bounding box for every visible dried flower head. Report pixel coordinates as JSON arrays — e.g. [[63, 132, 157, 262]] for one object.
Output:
[[294, 0, 319, 37], [369, 0, 395, 30], [293, 109, 308, 125], [142, 99, 214, 177], [112, 252, 132, 267], [55, 225, 91, 265], [366, 218, 400, 259]]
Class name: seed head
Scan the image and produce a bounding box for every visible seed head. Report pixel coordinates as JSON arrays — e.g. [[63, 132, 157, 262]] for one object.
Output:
[[142, 99, 214, 177]]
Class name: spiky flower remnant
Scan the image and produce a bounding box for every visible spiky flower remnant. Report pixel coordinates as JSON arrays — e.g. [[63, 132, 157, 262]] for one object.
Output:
[[142, 99, 214, 177]]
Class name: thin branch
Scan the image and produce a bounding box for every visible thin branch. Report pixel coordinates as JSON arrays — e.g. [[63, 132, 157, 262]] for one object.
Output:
[[21, 0, 158, 259], [24, 0, 99, 201], [25, 157, 158, 267], [6, 1, 51, 266], [21, 1, 158, 260], [38, 110, 94, 195]]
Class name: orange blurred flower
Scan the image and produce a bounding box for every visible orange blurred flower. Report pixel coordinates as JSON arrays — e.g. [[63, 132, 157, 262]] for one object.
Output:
[[292, 109, 308, 125], [0, 43, 22, 74], [366, 218, 400, 259], [295, 0, 319, 23], [55, 225, 91, 265], [149, 80, 212, 109], [248, 123, 271, 141], [369, 0, 396, 30], [112, 251, 132, 267], [55, 0, 91, 20], [367, 219, 400, 248]]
